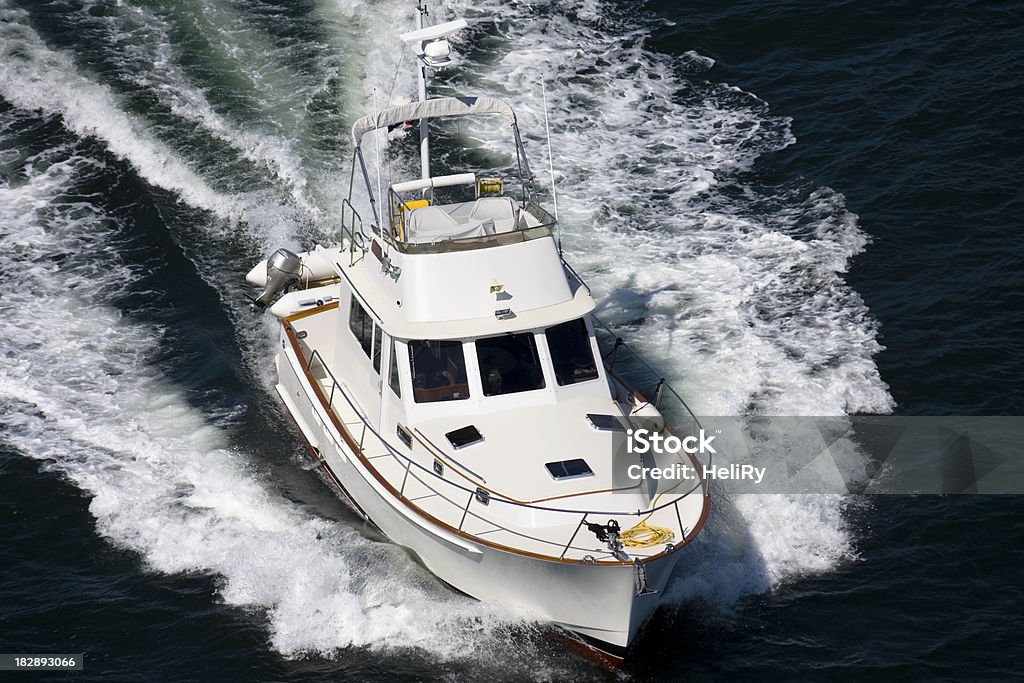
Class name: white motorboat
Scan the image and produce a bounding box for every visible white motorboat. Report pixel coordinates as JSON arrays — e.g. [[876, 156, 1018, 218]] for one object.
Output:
[[246, 5, 711, 661]]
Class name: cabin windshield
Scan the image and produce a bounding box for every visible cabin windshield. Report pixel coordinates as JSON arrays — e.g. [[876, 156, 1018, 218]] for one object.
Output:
[[545, 318, 599, 386], [409, 340, 470, 403], [476, 332, 546, 396]]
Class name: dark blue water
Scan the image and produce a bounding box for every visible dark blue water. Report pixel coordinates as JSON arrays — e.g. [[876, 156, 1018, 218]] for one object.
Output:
[[661, 0, 1024, 416], [1, 1, 1021, 680]]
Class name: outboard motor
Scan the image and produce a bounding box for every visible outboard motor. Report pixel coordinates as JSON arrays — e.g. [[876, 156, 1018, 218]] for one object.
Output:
[[251, 248, 302, 311]]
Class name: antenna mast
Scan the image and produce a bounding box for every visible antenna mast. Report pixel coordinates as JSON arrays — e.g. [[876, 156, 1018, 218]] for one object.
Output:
[[415, 1, 429, 181], [541, 79, 561, 254], [400, 5, 468, 183]]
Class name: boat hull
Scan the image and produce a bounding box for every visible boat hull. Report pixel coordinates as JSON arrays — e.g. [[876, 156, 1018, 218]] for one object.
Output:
[[275, 341, 681, 652]]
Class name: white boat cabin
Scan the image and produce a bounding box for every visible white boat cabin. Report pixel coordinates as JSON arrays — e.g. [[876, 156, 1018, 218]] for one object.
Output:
[[324, 96, 630, 504]]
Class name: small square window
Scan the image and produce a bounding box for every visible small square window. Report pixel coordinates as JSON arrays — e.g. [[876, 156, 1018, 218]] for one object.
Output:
[[586, 414, 627, 432], [545, 458, 594, 481], [445, 425, 483, 449]]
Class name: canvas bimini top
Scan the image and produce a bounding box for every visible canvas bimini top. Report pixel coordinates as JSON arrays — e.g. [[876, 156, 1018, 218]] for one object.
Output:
[[350, 96, 516, 146], [348, 95, 549, 249]]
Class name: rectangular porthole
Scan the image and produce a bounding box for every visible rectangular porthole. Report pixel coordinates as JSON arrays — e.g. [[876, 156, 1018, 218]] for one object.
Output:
[[396, 424, 413, 448], [445, 425, 483, 449], [545, 458, 594, 481]]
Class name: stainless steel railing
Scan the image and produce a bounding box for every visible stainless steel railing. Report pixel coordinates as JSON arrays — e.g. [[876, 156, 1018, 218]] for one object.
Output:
[[340, 198, 368, 265], [288, 322, 709, 559]]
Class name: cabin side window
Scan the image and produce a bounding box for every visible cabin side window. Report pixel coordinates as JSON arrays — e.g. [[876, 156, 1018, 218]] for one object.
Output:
[[388, 339, 401, 398], [408, 340, 470, 403], [545, 318, 599, 386], [476, 332, 546, 396], [372, 329, 382, 373], [349, 297, 384, 374], [349, 297, 373, 357]]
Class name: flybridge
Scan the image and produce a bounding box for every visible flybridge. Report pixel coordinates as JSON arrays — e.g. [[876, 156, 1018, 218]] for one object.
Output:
[[343, 94, 556, 254], [342, 6, 556, 257]]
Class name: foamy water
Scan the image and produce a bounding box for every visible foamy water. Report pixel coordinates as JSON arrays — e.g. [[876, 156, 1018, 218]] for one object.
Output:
[[0, 0, 892, 659], [0, 134, 530, 659]]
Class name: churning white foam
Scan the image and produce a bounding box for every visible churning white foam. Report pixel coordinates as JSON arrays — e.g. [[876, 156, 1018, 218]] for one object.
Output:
[[446, 0, 890, 416], [0, 128, 528, 659], [0, 3, 245, 220]]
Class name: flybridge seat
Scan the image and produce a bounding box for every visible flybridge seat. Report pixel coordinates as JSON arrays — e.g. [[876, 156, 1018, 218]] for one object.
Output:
[[470, 197, 519, 232], [392, 173, 522, 244], [405, 197, 520, 243], [407, 206, 491, 242]]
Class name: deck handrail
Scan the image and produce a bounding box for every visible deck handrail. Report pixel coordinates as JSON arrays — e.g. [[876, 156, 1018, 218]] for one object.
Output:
[[340, 198, 368, 265], [295, 334, 707, 521], [591, 317, 703, 424]]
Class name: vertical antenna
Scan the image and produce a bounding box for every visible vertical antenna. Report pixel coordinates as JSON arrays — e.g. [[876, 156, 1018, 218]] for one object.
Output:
[[373, 89, 384, 242], [416, 0, 430, 181], [541, 78, 561, 254]]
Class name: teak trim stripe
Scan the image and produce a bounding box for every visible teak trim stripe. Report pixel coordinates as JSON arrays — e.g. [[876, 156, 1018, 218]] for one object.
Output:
[[284, 300, 340, 322]]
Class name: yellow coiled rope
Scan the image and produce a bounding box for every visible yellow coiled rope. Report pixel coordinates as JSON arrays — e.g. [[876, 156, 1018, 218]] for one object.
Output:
[[620, 521, 675, 548]]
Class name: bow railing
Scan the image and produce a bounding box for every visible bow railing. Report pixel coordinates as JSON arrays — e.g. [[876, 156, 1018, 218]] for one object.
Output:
[[286, 317, 710, 561]]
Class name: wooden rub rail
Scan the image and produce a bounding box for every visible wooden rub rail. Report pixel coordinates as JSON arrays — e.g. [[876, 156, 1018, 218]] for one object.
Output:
[[281, 314, 712, 565]]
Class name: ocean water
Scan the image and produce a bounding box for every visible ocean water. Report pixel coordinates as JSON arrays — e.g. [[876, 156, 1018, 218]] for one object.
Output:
[[0, 1, 1020, 680]]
